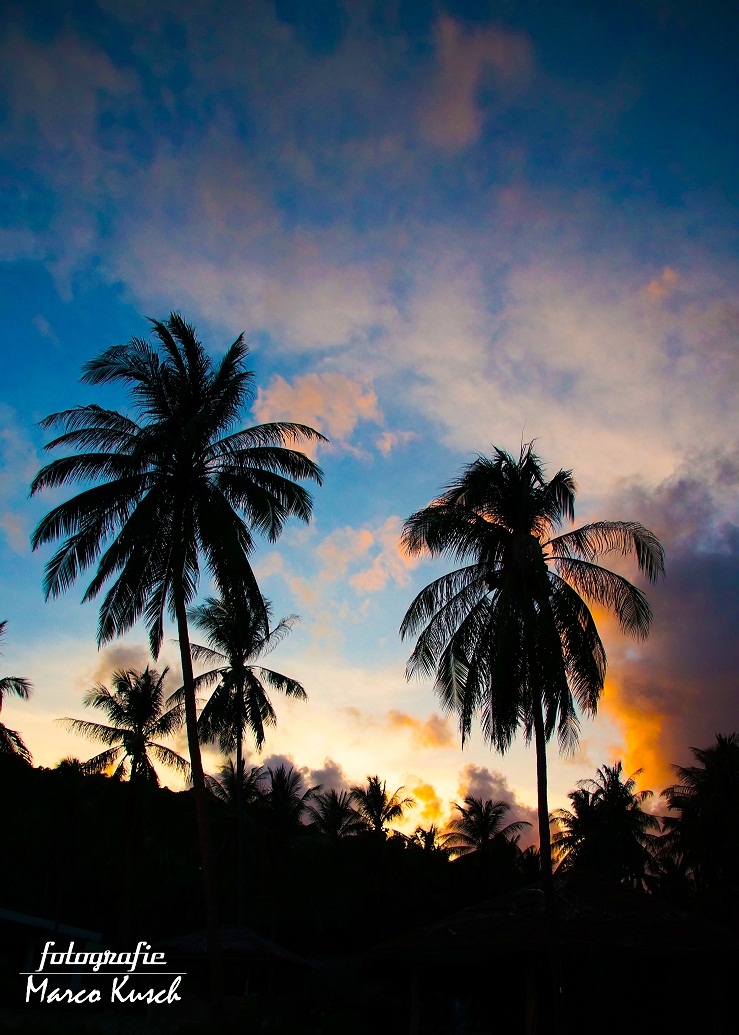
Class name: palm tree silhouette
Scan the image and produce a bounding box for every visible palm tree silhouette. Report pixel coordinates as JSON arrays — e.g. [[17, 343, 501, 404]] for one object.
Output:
[[188, 595, 306, 772], [306, 788, 365, 843], [182, 595, 306, 923], [662, 733, 739, 901], [442, 796, 530, 858], [60, 665, 188, 782], [552, 761, 659, 886], [400, 444, 664, 896], [60, 665, 188, 940], [0, 620, 33, 762], [350, 775, 415, 838], [31, 313, 325, 990]]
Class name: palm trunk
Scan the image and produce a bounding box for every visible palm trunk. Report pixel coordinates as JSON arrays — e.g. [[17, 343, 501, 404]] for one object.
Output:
[[531, 693, 553, 903], [174, 586, 224, 1006], [532, 692, 565, 1035], [235, 722, 245, 925]]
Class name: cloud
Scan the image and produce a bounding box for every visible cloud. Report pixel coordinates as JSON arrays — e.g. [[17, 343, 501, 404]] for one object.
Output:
[[408, 779, 442, 826], [375, 430, 416, 456], [348, 516, 419, 594], [386, 710, 455, 750], [0, 406, 42, 553], [253, 372, 382, 453], [420, 16, 534, 148], [599, 457, 739, 793], [303, 757, 350, 794]]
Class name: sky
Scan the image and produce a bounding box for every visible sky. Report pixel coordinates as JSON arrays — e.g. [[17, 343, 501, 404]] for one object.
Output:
[[1, 0, 737, 838]]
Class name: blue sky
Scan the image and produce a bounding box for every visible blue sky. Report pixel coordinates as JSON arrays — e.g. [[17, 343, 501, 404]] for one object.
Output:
[[1, 0, 737, 833]]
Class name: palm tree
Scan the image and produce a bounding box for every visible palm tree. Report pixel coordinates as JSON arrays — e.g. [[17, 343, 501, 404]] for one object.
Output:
[[59, 665, 188, 782], [400, 444, 664, 895], [182, 595, 306, 923], [0, 621, 33, 763], [306, 789, 365, 843], [30, 313, 325, 994], [188, 595, 306, 775], [350, 775, 415, 838], [410, 824, 452, 857], [552, 761, 659, 886], [442, 796, 530, 858], [662, 733, 739, 902], [60, 665, 188, 940]]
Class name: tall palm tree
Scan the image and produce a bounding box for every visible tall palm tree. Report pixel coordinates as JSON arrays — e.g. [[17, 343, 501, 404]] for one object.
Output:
[[59, 665, 188, 783], [0, 620, 33, 763], [552, 762, 659, 886], [350, 775, 415, 838], [662, 733, 739, 902], [400, 444, 664, 894], [442, 796, 530, 858], [30, 313, 325, 992]]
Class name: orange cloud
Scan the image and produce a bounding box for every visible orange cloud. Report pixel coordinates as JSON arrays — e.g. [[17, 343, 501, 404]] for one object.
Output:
[[420, 16, 533, 148], [386, 709, 455, 749], [409, 779, 443, 826], [253, 372, 381, 453], [600, 676, 670, 795]]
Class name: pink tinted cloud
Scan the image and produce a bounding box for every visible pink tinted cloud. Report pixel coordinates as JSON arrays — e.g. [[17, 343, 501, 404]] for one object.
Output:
[[253, 372, 382, 452], [420, 16, 534, 148], [349, 516, 419, 594]]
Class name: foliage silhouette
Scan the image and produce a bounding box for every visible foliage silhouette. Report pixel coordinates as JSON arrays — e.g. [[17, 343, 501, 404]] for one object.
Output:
[[442, 795, 530, 858], [350, 775, 415, 838], [400, 443, 664, 896], [306, 788, 365, 843], [60, 665, 188, 782], [552, 761, 659, 886], [662, 733, 739, 905], [30, 312, 325, 995], [0, 620, 33, 763]]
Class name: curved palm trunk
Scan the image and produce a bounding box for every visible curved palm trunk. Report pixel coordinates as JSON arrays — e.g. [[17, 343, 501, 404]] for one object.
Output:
[[174, 588, 224, 1006]]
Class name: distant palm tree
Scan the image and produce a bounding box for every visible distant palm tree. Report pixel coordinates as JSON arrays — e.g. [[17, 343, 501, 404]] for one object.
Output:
[[60, 666, 188, 782], [552, 761, 659, 886], [410, 824, 452, 857], [30, 313, 325, 995], [0, 620, 33, 762], [662, 733, 739, 900], [60, 665, 188, 940], [442, 796, 530, 858], [400, 444, 664, 899], [188, 595, 306, 773], [350, 775, 415, 838], [306, 789, 365, 843], [208, 758, 267, 809]]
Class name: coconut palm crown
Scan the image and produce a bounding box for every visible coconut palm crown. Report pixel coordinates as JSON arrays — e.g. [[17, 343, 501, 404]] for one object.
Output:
[[60, 666, 188, 784], [400, 443, 664, 880]]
